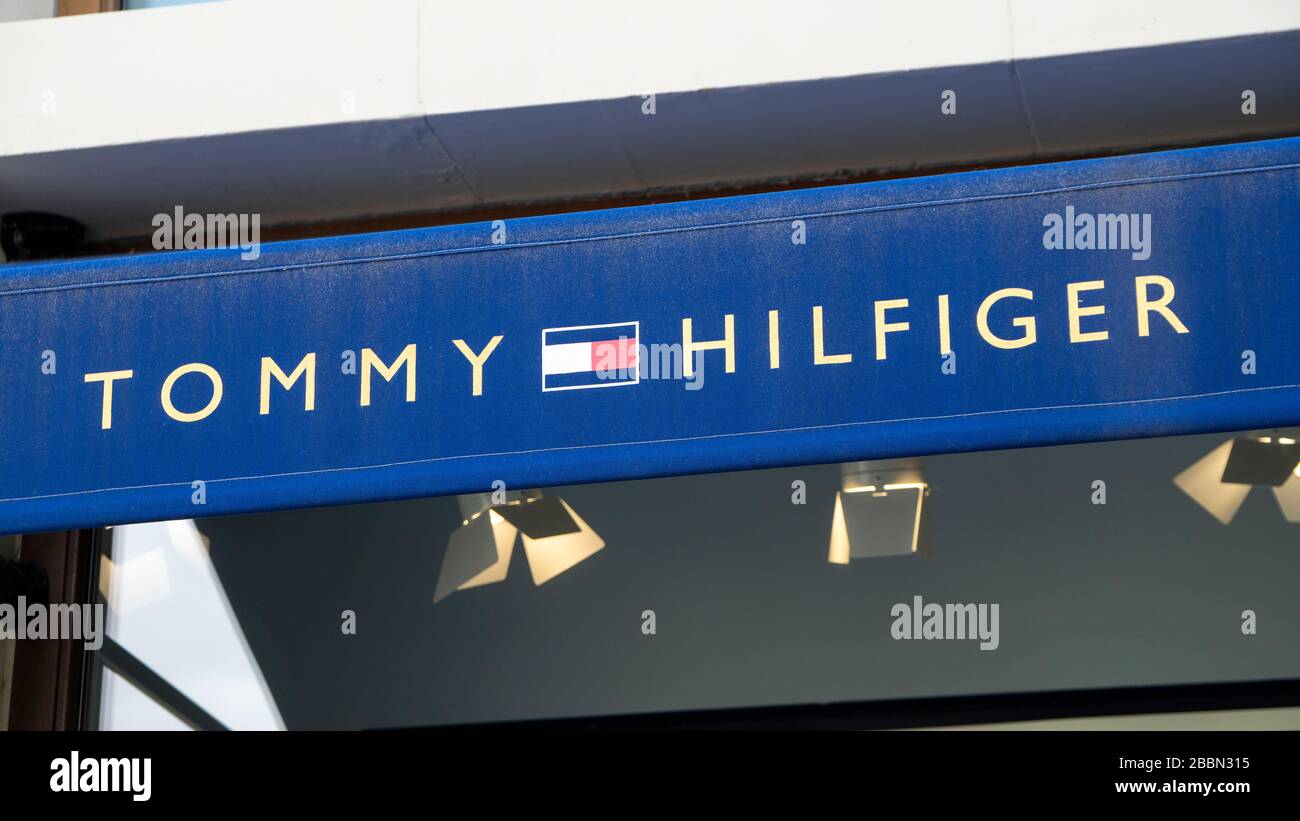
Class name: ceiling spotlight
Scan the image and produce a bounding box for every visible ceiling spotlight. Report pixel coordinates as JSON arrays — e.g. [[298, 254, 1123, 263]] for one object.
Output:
[[434, 490, 604, 602], [1174, 432, 1300, 525], [828, 459, 931, 564], [1274, 468, 1300, 523]]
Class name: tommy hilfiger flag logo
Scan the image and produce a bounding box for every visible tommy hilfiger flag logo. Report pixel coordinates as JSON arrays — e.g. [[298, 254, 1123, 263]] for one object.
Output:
[[541, 322, 640, 391]]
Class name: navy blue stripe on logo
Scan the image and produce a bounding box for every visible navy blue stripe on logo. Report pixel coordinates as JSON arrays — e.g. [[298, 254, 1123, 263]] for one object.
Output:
[[543, 369, 638, 390], [544, 323, 638, 346]]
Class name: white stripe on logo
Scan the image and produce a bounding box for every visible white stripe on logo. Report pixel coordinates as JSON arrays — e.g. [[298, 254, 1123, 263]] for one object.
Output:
[[542, 341, 594, 375]]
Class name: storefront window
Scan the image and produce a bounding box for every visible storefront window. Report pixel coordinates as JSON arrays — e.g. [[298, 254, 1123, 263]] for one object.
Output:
[[92, 428, 1300, 729]]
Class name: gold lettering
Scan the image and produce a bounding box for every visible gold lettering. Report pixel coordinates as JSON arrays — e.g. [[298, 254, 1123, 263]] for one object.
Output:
[[874, 299, 910, 360], [452, 336, 504, 397], [1067, 280, 1109, 343], [1135, 275, 1189, 336], [977, 288, 1037, 349], [260, 353, 316, 414], [682, 315, 735, 377], [361, 344, 417, 406], [84, 370, 133, 430], [161, 363, 223, 423], [813, 306, 852, 365]]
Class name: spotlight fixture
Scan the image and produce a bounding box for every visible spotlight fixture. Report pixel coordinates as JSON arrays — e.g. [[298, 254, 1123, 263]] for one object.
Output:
[[434, 490, 604, 602], [828, 458, 931, 564], [1275, 461, 1300, 523], [1174, 432, 1300, 524]]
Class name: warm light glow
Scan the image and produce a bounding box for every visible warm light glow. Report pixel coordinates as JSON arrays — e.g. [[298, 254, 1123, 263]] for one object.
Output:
[[463, 508, 506, 527], [1259, 436, 1272, 443], [828, 485, 927, 562], [1280, 437, 1297, 445], [827, 493, 849, 564], [1274, 471, 1300, 523], [845, 482, 929, 493], [519, 498, 605, 585], [457, 515, 516, 591], [1173, 440, 1251, 524], [436, 495, 604, 601], [434, 512, 518, 602]]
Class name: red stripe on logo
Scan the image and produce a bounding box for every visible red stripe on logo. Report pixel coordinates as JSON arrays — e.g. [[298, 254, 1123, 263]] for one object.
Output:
[[591, 337, 637, 371]]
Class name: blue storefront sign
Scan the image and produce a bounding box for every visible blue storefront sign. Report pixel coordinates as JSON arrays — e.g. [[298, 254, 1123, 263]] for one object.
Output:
[[1, 137, 1297, 533]]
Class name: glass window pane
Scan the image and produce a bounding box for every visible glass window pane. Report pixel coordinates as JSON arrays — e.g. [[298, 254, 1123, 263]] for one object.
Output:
[[98, 667, 192, 731], [101, 520, 283, 730], [130, 427, 1299, 728]]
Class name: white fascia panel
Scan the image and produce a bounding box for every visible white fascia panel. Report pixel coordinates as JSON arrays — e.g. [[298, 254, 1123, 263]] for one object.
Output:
[[0, 0, 424, 155], [415, 0, 1014, 115], [1007, 0, 1300, 59], [4, 0, 1298, 157]]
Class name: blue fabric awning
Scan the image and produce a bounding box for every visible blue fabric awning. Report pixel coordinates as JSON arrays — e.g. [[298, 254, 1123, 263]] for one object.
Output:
[[1, 137, 1298, 533]]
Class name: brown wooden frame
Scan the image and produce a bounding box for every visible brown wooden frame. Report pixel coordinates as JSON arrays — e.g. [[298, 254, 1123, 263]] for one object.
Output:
[[5, 530, 97, 730], [57, 0, 121, 15]]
